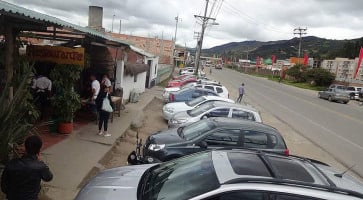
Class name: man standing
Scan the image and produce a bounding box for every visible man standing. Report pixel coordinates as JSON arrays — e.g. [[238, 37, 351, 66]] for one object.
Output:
[[1, 135, 53, 200], [90, 74, 100, 102], [237, 83, 245, 103], [32, 74, 52, 120]]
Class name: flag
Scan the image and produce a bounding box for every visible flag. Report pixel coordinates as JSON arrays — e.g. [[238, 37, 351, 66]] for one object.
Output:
[[303, 53, 309, 66], [271, 55, 276, 64], [354, 47, 363, 79]]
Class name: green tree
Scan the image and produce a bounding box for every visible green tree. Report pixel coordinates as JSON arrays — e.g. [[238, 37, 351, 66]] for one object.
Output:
[[306, 68, 335, 86], [286, 64, 307, 82]]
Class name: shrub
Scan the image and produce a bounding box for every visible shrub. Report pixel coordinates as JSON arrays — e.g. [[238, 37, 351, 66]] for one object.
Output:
[[306, 68, 335, 86]]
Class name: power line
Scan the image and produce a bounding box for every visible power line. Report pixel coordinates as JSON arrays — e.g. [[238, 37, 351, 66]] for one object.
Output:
[[293, 27, 308, 61]]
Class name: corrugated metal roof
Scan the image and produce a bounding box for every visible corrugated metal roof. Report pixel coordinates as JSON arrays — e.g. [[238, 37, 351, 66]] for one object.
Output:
[[0, 0, 130, 46]]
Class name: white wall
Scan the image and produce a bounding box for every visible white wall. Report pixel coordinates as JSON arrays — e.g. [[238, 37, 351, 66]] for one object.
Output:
[[115, 60, 124, 89], [122, 72, 147, 100], [146, 56, 159, 87]]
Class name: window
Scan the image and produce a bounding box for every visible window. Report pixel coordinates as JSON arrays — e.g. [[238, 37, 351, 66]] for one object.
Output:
[[270, 193, 323, 200], [204, 191, 267, 200], [154, 64, 157, 75], [242, 131, 271, 149], [216, 87, 223, 93], [187, 102, 215, 117], [209, 108, 230, 117], [208, 92, 218, 96], [205, 129, 240, 146], [204, 86, 215, 92], [134, 74, 138, 82], [232, 109, 256, 121], [227, 152, 271, 176]]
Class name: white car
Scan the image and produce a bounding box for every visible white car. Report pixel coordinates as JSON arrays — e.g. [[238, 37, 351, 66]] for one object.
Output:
[[162, 96, 235, 120], [195, 84, 229, 99], [180, 68, 206, 77], [168, 101, 262, 128]]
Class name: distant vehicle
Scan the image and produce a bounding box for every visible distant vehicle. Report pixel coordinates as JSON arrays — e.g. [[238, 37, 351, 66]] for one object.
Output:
[[329, 84, 346, 90], [162, 82, 197, 102], [171, 74, 192, 81], [145, 118, 287, 162], [346, 86, 362, 100], [179, 68, 206, 77], [166, 75, 197, 88], [168, 101, 262, 128], [169, 88, 219, 103], [162, 96, 235, 120], [215, 65, 223, 69], [76, 149, 363, 200], [318, 87, 350, 104]]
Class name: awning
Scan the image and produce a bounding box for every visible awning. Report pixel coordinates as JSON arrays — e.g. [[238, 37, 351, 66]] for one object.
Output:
[[125, 63, 149, 76]]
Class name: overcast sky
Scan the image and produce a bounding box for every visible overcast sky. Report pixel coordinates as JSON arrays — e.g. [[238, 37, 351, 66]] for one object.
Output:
[[5, 0, 363, 48]]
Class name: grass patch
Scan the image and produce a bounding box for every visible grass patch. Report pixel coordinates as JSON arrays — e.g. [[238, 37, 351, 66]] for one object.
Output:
[[266, 77, 326, 91]]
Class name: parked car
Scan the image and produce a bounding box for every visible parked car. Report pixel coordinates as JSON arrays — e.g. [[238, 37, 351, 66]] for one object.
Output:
[[318, 88, 350, 104], [180, 68, 206, 77], [171, 74, 191, 80], [145, 118, 287, 162], [360, 90, 363, 102], [195, 83, 229, 99], [162, 82, 197, 102], [77, 148, 363, 200], [346, 86, 362, 100], [162, 96, 235, 120], [168, 88, 219, 103], [166, 75, 197, 88], [168, 101, 261, 128]]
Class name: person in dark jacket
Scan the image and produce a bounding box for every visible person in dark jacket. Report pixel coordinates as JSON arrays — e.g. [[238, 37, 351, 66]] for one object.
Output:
[[1, 135, 53, 200], [96, 86, 114, 137]]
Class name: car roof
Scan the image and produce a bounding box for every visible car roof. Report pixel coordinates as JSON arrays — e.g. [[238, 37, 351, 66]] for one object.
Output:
[[211, 101, 257, 111], [211, 150, 363, 198], [209, 117, 276, 133], [203, 96, 232, 101]]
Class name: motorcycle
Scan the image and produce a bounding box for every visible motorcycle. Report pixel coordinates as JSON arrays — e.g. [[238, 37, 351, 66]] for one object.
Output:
[[127, 131, 160, 165]]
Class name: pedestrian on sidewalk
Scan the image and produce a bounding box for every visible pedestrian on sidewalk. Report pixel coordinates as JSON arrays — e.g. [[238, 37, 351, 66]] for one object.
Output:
[[1, 135, 53, 200], [96, 86, 114, 137], [237, 83, 245, 103]]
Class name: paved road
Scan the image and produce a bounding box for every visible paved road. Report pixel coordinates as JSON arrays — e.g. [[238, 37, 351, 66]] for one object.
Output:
[[210, 68, 363, 176]]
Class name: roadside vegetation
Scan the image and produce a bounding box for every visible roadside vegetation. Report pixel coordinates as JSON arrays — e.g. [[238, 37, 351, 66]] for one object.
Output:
[[224, 64, 334, 91]]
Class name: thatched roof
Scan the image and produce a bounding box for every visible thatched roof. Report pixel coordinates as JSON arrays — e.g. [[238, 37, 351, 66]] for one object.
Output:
[[125, 63, 149, 76]]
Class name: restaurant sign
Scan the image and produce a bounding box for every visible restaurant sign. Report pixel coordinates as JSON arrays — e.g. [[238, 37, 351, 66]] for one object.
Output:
[[27, 45, 85, 66]]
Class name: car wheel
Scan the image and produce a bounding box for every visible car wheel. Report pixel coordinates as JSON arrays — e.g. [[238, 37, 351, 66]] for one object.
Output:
[[343, 101, 349, 104], [328, 96, 333, 102]]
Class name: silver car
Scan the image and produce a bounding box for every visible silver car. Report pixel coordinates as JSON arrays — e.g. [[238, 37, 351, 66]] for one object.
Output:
[[168, 101, 262, 128], [76, 149, 363, 200], [318, 88, 350, 104]]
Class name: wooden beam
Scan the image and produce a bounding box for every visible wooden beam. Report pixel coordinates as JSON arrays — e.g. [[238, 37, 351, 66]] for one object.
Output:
[[4, 25, 14, 99]]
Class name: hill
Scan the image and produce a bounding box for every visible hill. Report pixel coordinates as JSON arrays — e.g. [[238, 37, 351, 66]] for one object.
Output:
[[201, 36, 362, 60]]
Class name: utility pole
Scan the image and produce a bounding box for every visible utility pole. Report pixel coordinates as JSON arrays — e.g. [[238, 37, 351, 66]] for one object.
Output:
[[293, 27, 307, 63], [194, 0, 216, 75], [111, 15, 116, 33], [169, 16, 180, 78], [119, 20, 122, 34]]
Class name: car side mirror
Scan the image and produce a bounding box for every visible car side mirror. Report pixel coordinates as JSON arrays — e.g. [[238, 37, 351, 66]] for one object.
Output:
[[197, 141, 208, 149]]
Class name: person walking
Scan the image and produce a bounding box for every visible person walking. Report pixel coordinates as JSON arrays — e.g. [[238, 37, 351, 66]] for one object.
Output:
[[1, 135, 53, 200], [32, 74, 52, 120], [96, 86, 114, 137], [237, 83, 245, 103]]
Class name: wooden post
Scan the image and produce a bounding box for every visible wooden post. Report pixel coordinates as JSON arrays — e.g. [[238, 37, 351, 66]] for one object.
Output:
[[4, 25, 15, 100]]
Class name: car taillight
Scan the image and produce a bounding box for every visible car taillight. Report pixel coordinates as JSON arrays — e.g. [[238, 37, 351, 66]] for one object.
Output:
[[284, 149, 290, 156], [170, 94, 175, 102]]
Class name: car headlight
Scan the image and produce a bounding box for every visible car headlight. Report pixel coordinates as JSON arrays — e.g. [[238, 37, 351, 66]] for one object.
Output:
[[164, 106, 174, 113], [171, 118, 188, 124], [148, 144, 165, 151]]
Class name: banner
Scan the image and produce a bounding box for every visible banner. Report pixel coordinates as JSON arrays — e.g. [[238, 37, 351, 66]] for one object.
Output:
[[303, 53, 309, 66], [354, 47, 363, 79], [271, 55, 276, 64], [27, 45, 85, 66]]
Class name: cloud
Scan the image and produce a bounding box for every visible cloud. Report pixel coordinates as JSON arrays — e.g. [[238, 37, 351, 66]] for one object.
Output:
[[5, 0, 363, 48]]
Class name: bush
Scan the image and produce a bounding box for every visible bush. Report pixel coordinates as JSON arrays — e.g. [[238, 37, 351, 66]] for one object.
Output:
[[286, 64, 307, 82], [306, 68, 335, 86]]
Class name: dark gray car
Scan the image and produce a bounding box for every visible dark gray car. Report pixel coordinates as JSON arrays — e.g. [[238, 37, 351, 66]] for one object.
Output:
[[318, 88, 350, 104], [144, 117, 288, 162]]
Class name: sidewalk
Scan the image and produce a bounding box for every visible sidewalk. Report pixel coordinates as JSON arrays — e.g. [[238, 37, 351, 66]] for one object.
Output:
[[42, 87, 163, 199]]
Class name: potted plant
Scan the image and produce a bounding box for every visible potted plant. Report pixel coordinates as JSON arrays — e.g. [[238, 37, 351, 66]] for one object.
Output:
[[50, 64, 82, 134]]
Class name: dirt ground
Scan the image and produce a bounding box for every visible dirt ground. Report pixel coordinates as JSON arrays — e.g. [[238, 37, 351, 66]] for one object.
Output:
[[100, 97, 167, 169]]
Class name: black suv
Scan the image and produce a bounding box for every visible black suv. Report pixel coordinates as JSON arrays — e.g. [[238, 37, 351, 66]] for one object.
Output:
[[143, 117, 288, 161]]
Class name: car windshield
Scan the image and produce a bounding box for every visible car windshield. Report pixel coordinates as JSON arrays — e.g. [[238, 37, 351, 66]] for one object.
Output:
[[182, 120, 215, 140], [187, 102, 215, 117], [141, 152, 219, 200], [175, 87, 191, 94], [186, 96, 206, 107]]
